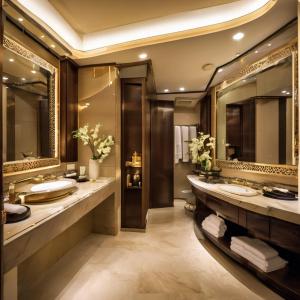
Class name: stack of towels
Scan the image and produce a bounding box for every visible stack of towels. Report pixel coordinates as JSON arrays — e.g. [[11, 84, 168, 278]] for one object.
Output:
[[230, 236, 288, 273], [201, 214, 227, 238]]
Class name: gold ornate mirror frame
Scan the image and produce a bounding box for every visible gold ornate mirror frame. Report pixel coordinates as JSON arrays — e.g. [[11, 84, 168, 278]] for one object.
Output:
[[213, 39, 298, 178], [3, 36, 60, 175]]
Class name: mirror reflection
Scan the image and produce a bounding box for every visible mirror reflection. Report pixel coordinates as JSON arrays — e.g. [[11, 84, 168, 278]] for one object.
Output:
[[2, 47, 52, 162], [217, 56, 295, 165]]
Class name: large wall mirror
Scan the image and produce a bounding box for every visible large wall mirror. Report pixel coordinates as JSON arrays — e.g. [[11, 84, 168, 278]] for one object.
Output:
[[215, 40, 298, 174], [2, 36, 59, 174]]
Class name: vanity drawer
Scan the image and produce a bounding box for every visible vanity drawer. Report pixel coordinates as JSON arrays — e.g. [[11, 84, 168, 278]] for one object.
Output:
[[246, 211, 270, 240], [205, 195, 238, 223], [270, 218, 300, 254]]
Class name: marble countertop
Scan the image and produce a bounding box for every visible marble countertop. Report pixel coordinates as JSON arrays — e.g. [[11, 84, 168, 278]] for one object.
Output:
[[4, 177, 116, 272], [187, 175, 300, 225]]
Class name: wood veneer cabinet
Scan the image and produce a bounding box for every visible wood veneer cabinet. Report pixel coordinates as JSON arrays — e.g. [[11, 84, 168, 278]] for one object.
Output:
[[192, 186, 300, 299], [121, 78, 150, 229], [60, 58, 78, 162]]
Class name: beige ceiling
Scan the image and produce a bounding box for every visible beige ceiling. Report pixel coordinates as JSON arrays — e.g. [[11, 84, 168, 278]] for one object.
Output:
[[49, 0, 238, 34], [75, 0, 297, 99]]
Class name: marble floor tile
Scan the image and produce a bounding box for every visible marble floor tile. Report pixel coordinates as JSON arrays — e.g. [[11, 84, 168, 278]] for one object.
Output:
[[24, 200, 283, 300]]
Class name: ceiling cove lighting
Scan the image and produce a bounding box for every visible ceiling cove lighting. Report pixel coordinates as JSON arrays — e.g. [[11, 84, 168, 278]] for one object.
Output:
[[179, 87, 185, 92], [232, 32, 244, 41], [16, 0, 273, 53], [138, 53, 148, 59]]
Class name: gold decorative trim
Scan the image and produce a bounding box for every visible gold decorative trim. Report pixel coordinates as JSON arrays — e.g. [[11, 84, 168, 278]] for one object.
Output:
[[3, 36, 56, 74], [217, 40, 297, 91], [3, 36, 59, 174], [216, 160, 297, 177], [214, 38, 298, 178], [3, 158, 60, 174]]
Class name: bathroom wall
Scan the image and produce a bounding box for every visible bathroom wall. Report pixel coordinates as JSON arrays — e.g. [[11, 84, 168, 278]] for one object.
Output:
[[174, 103, 200, 198], [78, 65, 121, 232]]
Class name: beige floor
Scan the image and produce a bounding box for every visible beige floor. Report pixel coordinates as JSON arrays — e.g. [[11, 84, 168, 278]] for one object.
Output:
[[26, 200, 282, 300]]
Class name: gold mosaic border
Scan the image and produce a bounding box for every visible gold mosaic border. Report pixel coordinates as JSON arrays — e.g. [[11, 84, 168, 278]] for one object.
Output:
[[216, 160, 298, 177], [3, 158, 60, 174], [3, 36, 59, 174], [218, 40, 297, 91], [3, 35, 56, 74]]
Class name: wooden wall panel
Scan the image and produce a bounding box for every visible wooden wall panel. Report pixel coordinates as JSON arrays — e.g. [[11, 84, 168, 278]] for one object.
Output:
[[200, 94, 211, 134], [60, 59, 78, 162], [150, 100, 174, 208]]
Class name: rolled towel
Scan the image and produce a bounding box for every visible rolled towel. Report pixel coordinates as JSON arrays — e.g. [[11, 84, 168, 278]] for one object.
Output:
[[4, 203, 27, 214], [231, 236, 278, 260], [205, 214, 225, 227], [230, 244, 287, 269]]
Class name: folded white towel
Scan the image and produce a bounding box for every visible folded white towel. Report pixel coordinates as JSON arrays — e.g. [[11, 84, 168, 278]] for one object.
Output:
[[231, 236, 278, 260], [202, 222, 226, 238], [4, 203, 27, 214], [174, 126, 182, 164], [181, 126, 190, 162], [230, 244, 287, 272], [205, 214, 225, 227], [202, 219, 227, 232]]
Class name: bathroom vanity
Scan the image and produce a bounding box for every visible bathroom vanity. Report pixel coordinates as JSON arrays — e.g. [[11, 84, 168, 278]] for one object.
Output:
[[3, 177, 117, 299], [188, 175, 300, 300]]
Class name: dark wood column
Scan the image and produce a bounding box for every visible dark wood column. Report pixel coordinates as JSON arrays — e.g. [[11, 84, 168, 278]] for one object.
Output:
[[60, 58, 78, 162], [150, 100, 174, 208], [0, 2, 4, 298], [200, 94, 211, 134]]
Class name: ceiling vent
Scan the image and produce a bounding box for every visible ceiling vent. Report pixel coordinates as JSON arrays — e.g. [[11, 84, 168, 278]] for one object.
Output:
[[175, 97, 199, 108]]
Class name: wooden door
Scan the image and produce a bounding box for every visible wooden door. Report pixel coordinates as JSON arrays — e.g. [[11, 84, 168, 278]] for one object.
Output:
[[150, 100, 174, 208]]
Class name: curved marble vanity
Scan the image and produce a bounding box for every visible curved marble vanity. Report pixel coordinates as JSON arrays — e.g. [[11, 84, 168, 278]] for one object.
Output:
[[188, 175, 300, 300]]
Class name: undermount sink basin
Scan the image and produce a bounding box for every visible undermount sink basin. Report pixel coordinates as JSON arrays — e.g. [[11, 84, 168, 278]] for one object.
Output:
[[218, 184, 257, 197], [23, 179, 77, 203]]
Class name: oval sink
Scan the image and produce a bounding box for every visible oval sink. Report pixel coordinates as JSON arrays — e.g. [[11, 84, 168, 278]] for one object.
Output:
[[218, 184, 257, 197], [31, 180, 75, 193], [24, 179, 77, 203]]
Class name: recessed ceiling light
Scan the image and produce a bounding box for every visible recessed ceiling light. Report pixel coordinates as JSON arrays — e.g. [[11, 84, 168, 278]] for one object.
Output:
[[218, 68, 223, 73], [41, 35, 45, 39], [286, 92, 290, 95], [50, 44, 56, 48], [232, 32, 244, 41], [138, 53, 147, 59], [179, 87, 185, 91], [164, 89, 169, 93], [255, 50, 259, 54], [31, 70, 37, 74], [242, 79, 247, 82], [21, 77, 26, 81], [281, 90, 287, 94], [3, 76, 8, 81], [18, 17, 24, 22], [9, 58, 14, 62], [267, 43, 272, 47], [235, 52, 240, 57]]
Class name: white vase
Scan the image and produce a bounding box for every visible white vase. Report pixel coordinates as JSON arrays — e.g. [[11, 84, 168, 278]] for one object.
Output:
[[89, 159, 100, 180]]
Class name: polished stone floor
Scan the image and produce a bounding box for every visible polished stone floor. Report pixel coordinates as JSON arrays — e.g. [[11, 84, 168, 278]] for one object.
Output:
[[27, 200, 282, 300]]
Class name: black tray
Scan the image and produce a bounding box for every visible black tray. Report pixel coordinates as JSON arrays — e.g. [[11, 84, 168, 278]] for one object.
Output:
[[263, 191, 298, 201], [6, 205, 31, 223]]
